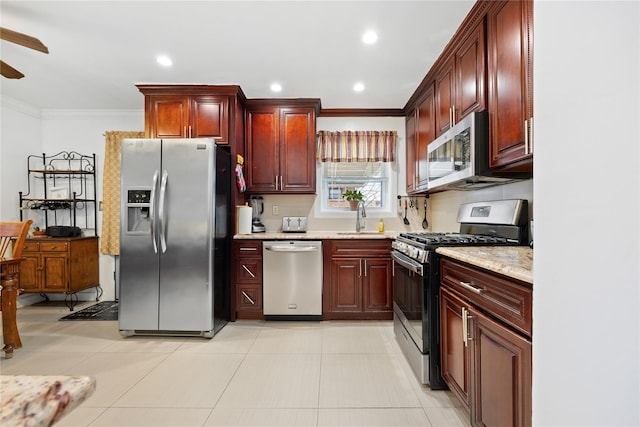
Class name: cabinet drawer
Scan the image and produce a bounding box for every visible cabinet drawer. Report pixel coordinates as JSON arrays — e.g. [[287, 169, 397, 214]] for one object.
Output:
[[236, 284, 262, 311], [23, 242, 40, 252], [235, 259, 262, 284], [441, 258, 532, 337], [234, 240, 262, 257], [326, 239, 391, 257], [40, 242, 69, 252]]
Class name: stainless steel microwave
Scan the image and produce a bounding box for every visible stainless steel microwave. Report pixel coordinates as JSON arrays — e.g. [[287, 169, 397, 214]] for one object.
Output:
[[426, 110, 518, 190]]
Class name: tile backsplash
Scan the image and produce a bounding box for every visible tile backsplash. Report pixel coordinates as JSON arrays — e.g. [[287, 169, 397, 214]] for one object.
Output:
[[241, 179, 533, 234]]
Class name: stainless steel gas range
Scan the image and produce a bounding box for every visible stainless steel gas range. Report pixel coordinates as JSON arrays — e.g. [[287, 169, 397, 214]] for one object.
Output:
[[391, 199, 529, 388]]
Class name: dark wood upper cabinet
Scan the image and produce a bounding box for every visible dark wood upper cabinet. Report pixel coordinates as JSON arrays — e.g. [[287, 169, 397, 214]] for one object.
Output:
[[403, 0, 533, 193], [245, 100, 320, 194], [435, 20, 486, 137], [487, 0, 533, 170], [190, 95, 228, 140], [405, 111, 417, 193], [416, 86, 436, 190], [144, 94, 229, 142], [455, 20, 487, 120], [435, 57, 455, 136], [137, 85, 246, 146]]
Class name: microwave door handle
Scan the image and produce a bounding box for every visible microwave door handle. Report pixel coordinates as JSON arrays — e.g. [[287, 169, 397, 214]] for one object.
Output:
[[149, 170, 159, 254]]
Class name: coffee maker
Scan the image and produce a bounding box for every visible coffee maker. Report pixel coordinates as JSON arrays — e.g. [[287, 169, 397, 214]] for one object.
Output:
[[249, 195, 265, 233]]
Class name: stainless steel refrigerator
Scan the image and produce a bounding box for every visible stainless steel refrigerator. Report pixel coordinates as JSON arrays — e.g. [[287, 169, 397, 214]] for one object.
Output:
[[118, 138, 230, 338]]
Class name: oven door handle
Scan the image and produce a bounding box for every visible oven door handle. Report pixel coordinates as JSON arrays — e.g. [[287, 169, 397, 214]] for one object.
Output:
[[391, 251, 423, 276]]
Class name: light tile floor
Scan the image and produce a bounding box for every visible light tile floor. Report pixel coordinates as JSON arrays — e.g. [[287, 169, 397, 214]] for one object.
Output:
[[1, 302, 470, 427]]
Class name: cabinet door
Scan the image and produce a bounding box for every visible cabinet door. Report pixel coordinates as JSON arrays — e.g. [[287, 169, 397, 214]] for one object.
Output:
[[405, 111, 417, 193], [190, 95, 229, 143], [487, 0, 533, 169], [41, 253, 68, 292], [440, 287, 471, 410], [416, 86, 435, 190], [455, 20, 486, 120], [235, 258, 262, 284], [245, 109, 279, 192], [18, 253, 40, 292], [329, 258, 362, 312], [147, 95, 189, 138], [279, 108, 316, 193], [470, 307, 532, 427], [435, 56, 455, 136], [362, 258, 392, 312], [236, 284, 263, 313]]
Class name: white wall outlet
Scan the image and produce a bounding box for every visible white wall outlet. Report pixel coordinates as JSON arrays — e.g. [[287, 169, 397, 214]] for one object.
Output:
[[272, 205, 279, 215]]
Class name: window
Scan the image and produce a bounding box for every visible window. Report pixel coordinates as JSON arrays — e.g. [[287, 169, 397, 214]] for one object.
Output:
[[319, 161, 393, 213]]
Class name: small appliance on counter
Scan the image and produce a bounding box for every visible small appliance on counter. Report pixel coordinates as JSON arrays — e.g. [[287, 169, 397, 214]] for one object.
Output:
[[46, 226, 82, 237], [282, 216, 307, 233], [249, 195, 265, 233]]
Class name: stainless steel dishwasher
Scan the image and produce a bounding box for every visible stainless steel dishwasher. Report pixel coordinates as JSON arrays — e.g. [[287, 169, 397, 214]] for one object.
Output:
[[262, 240, 322, 320]]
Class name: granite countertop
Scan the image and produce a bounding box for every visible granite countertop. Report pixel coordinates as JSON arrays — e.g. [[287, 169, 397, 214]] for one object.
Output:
[[436, 246, 533, 284], [234, 231, 398, 240], [0, 375, 96, 427]]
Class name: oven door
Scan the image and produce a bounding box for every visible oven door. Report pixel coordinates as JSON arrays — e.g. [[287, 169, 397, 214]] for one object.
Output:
[[391, 250, 426, 352]]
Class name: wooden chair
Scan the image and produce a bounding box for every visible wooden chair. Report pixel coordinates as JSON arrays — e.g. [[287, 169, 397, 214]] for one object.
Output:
[[0, 219, 32, 358]]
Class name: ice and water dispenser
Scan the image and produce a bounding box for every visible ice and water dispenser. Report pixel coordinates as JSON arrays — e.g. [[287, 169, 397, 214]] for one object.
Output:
[[125, 189, 152, 233]]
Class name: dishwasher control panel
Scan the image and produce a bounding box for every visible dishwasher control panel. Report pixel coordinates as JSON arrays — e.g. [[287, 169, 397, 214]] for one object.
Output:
[[282, 216, 307, 233]]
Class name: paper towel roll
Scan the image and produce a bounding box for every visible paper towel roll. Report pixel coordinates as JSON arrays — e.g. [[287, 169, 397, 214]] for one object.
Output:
[[236, 205, 253, 234]]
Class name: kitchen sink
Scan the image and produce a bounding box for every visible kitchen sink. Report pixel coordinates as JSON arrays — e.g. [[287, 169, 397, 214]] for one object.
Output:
[[335, 231, 384, 235]]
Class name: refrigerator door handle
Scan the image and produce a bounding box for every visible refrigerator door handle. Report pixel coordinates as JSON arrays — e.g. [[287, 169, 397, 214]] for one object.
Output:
[[159, 169, 169, 253], [150, 170, 160, 254]]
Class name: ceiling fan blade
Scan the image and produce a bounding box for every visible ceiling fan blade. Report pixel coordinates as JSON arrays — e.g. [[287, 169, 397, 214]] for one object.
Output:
[[0, 27, 49, 54], [0, 60, 25, 79]]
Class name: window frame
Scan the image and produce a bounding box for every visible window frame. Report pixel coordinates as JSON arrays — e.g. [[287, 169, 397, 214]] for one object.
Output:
[[314, 160, 398, 219]]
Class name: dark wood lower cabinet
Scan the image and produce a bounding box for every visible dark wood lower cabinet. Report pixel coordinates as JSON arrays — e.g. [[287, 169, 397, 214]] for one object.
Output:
[[440, 257, 532, 427], [440, 288, 471, 411], [471, 307, 532, 427], [323, 239, 393, 320], [232, 240, 263, 319]]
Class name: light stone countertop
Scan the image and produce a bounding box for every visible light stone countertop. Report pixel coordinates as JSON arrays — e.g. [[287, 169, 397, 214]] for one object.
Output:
[[0, 375, 96, 426], [234, 231, 398, 240], [436, 246, 533, 284]]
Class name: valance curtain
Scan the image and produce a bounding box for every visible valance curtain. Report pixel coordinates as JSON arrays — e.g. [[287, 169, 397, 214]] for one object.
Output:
[[100, 130, 144, 255], [317, 130, 397, 162]]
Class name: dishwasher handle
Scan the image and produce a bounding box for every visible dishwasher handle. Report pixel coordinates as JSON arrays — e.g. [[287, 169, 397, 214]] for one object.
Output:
[[265, 245, 319, 252]]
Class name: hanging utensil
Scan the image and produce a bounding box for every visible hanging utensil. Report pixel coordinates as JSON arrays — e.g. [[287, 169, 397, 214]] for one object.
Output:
[[403, 199, 410, 225], [422, 199, 428, 229]]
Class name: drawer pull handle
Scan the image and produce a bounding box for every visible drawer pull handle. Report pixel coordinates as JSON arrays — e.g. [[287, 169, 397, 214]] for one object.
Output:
[[242, 264, 255, 278], [239, 247, 257, 251], [241, 291, 255, 305], [459, 281, 484, 294]]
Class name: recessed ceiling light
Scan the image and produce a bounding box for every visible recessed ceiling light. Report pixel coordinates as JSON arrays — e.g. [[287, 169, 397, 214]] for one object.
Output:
[[156, 55, 172, 67], [353, 82, 365, 92], [270, 83, 282, 92], [362, 30, 378, 45]]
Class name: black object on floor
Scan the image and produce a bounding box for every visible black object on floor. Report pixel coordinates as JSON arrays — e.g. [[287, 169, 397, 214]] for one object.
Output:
[[59, 301, 118, 321]]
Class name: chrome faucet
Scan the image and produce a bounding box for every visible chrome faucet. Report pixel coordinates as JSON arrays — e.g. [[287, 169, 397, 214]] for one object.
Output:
[[356, 201, 367, 232]]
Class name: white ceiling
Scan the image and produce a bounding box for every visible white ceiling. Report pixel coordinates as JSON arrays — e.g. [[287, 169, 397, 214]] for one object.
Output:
[[0, 1, 474, 111]]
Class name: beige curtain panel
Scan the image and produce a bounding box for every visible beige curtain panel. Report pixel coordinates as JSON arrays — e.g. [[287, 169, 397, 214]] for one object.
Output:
[[100, 131, 144, 255], [317, 130, 397, 162]]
